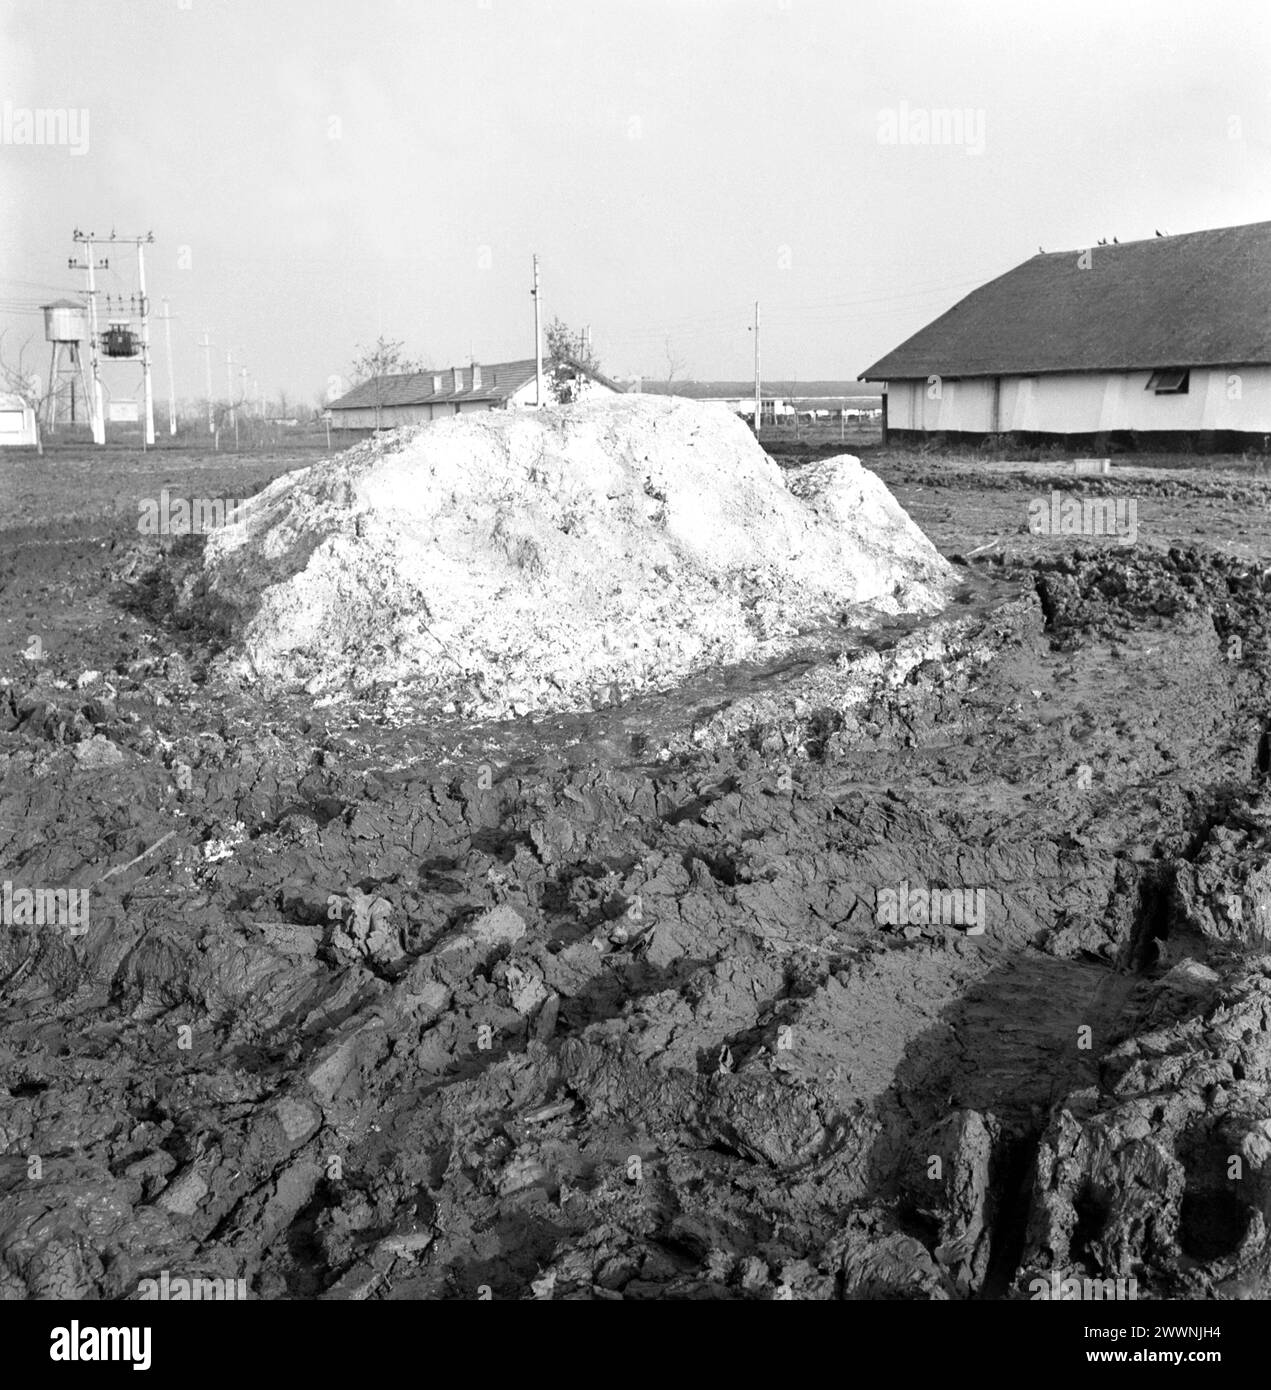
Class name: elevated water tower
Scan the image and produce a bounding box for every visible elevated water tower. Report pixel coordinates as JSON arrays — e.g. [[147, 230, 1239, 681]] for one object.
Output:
[[42, 298, 92, 433]]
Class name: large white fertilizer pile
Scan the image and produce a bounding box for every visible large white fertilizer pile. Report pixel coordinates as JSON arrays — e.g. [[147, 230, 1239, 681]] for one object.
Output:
[[198, 395, 954, 718]]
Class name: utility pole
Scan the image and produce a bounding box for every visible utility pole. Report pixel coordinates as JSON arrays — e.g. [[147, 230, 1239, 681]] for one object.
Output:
[[199, 329, 214, 435], [69, 230, 106, 444], [161, 297, 177, 436], [135, 235, 155, 446], [753, 300, 761, 437], [532, 254, 543, 406], [226, 348, 236, 449]]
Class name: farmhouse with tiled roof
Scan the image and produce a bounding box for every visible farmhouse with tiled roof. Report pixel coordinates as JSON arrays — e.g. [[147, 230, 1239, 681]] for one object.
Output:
[[861, 221, 1271, 446]]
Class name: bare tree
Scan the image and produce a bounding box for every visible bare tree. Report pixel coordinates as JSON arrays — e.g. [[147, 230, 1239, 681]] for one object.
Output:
[[663, 336, 689, 385], [351, 336, 427, 431], [0, 331, 53, 455]]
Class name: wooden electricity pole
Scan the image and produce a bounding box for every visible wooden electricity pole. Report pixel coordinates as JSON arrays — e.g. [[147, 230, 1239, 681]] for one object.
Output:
[[135, 236, 155, 447], [200, 330, 214, 435], [69, 230, 106, 444], [532, 254, 543, 406], [161, 296, 177, 436], [226, 348, 236, 448], [753, 300, 761, 435]]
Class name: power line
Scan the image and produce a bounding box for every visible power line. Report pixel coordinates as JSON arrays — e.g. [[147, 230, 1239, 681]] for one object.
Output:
[[589, 279, 997, 347], [531, 257, 1007, 329], [0, 274, 82, 293]]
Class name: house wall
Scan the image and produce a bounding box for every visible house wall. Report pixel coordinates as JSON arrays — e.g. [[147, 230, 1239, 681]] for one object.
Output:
[[0, 404, 37, 445], [885, 367, 1271, 435], [507, 374, 617, 408], [572, 376, 615, 404], [331, 400, 498, 429], [638, 393, 767, 417], [699, 396, 761, 416], [508, 377, 545, 407], [332, 372, 618, 428]]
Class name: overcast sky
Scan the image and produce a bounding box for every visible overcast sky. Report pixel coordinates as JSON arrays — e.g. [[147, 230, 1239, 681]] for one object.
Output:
[[1, 0, 1269, 407]]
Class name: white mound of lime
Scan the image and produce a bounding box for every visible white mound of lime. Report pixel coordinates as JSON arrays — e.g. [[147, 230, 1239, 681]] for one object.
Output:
[[198, 395, 953, 718]]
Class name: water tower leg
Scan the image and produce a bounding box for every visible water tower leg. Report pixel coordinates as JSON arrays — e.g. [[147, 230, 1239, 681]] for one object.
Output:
[[75, 344, 90, 428], [46, 343, 58, 433]]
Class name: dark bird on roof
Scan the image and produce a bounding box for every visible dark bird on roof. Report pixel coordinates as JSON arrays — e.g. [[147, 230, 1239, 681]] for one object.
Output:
[[1155, 229, 1163, 237], [1113, 236, 1119, 244]]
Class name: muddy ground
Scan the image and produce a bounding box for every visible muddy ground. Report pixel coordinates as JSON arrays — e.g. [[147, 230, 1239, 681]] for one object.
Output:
[[5, 439, 1271, 1301]]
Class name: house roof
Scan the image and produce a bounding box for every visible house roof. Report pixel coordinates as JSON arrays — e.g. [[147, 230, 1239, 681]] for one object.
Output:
[[329, 359, 537, 410], [328, 356, 624, 411], [558, 356, 627, 395], [639, 380, 881, 401], [0, 393, 31, 411], [860, 221, 1271, 381]]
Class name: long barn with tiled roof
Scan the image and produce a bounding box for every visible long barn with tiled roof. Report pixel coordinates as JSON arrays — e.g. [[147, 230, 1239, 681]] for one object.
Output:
[[861, 221, 1271, 446], [327, 357, 621, 430]]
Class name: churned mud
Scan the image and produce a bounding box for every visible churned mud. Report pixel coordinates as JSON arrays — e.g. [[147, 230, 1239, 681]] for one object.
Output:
[[5, 441, 1271, 1301]]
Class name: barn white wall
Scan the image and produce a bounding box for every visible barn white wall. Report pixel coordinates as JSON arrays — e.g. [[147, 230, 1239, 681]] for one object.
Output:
[[887, 367, 1271, 433]]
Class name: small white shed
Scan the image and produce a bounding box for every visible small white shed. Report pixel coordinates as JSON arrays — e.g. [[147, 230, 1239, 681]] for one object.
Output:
[[0, 392, 37, 446]]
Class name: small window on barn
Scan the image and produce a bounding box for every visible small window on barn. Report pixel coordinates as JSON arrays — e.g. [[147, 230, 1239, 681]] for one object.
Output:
[[1146, 369, 1189, 394]]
